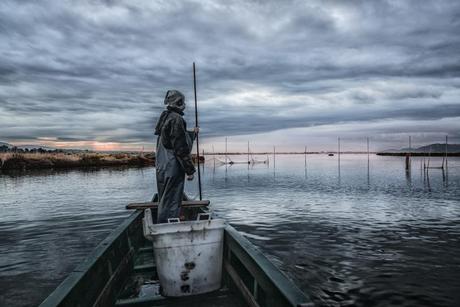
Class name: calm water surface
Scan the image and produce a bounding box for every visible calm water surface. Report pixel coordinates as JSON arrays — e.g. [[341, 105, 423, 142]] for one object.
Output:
[[1, 155, 459, 306]]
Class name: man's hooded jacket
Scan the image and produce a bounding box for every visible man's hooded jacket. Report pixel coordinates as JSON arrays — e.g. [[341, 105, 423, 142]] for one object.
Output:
[[154, 106, 195, 176]]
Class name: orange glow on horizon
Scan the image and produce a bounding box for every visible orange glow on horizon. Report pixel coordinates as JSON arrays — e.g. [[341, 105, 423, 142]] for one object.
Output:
[[11, 139, 153, 152]]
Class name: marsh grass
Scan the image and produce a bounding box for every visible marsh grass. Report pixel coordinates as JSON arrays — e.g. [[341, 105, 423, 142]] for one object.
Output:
[[0, 152, 154, 170]]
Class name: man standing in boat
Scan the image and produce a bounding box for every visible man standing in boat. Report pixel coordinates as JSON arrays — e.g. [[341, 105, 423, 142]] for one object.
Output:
[[154, 90, 198, 223]]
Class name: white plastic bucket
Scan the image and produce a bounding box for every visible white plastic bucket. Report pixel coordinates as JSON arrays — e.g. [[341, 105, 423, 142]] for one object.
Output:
[[143, 209, 225, 297]]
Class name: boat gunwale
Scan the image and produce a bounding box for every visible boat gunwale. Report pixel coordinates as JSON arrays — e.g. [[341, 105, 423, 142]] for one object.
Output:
[[39, 207, 311, 307], [39, 210, 143, 307], [224, 224, 311, 307]]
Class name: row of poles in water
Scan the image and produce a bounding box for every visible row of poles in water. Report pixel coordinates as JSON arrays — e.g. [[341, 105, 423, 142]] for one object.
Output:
[[202, 135, 450, 186], [205, 136, 380, 171], [404, 135, 449, 173], [203, 135, 450, 171], [197, 136, 449, 189]]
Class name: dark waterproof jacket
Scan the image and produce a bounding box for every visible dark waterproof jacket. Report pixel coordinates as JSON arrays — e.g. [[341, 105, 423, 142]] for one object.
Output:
[[154, 107, 196, 175]]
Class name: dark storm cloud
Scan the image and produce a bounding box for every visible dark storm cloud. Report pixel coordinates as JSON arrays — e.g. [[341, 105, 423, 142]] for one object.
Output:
[[0, 0, 459, 148]]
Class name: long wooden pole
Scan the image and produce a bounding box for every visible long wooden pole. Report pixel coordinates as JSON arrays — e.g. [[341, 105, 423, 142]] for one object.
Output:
[[445, 135, 448, 169], [367, 137, 370, 172], [212, 145, 215, 168], [193, 62, 202, 200], [406, 135, 412, 172], [304, 145, 307, 169], [338, 137, 341, 165], [248, 141, 250, 164], [338, 137, 341, 179]]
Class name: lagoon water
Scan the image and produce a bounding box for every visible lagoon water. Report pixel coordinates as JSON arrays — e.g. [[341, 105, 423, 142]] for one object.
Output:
[[1, 154, 459, 306]]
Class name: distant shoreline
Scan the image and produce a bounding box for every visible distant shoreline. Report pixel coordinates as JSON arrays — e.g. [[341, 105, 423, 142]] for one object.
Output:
[[0, 152, 155, 171], [376, 152, 460, 157], [0, 152, 207, 172]]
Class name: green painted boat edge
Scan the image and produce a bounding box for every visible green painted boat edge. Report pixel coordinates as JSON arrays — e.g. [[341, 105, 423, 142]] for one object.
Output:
[[224, 224, 312, 306], [39, 210, 143, 307], [39, 209, 313, 307]]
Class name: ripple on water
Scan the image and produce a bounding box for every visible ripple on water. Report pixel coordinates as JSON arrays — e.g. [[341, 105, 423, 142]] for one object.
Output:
[[1, 156, 460, 306]]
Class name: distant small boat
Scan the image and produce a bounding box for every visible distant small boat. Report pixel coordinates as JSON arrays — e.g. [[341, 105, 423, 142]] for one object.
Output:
[[328, 153, 334, 156]]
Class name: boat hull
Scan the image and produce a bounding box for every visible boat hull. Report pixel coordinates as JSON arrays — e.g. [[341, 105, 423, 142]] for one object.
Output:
[[40, 203, 311, 307]]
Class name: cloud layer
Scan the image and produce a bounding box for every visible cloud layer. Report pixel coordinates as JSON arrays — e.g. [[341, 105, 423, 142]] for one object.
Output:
[[0, 0, 459, 150]]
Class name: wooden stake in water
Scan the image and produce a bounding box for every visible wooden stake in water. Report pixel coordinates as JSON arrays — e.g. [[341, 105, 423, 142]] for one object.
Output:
[[338, 137, 341, 180], [427, 146, 432, 168], [406, 135, 411, 171], [304, 145, 307, 178], [225, 137, 228, 165], [367, 137, 370, 172], [304, 145, 307, 169], [367, 137, 370, 163], [423, 145, 426, 171], [338, 137, 341, 166], [212, 145, 215, 168], [367, 137, 370, 184], [273, 146, 276, 169], [445, 135, 448, 169], [247, 141, 250, 164]]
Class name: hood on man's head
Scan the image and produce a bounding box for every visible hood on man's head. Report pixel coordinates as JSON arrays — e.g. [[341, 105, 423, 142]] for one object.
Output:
[[164, 90, 185, 111]]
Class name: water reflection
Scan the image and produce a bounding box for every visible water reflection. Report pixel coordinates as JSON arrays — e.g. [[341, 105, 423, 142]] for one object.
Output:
[[405, 169, 412, 188], [0, 155, 459, 306]]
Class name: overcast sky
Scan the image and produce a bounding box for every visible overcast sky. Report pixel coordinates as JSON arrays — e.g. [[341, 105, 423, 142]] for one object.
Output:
[[0, 0, 459, 152]]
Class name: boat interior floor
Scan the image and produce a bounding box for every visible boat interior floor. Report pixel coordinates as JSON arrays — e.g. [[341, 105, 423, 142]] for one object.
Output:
[[115, 244, 247, 307]]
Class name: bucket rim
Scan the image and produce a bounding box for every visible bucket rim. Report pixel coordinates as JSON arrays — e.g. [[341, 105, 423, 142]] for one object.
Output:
[[147, 218, 226, 235]]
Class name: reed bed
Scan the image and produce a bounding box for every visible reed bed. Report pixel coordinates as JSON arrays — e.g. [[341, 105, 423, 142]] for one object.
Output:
[[0, 152, 155, 171]]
